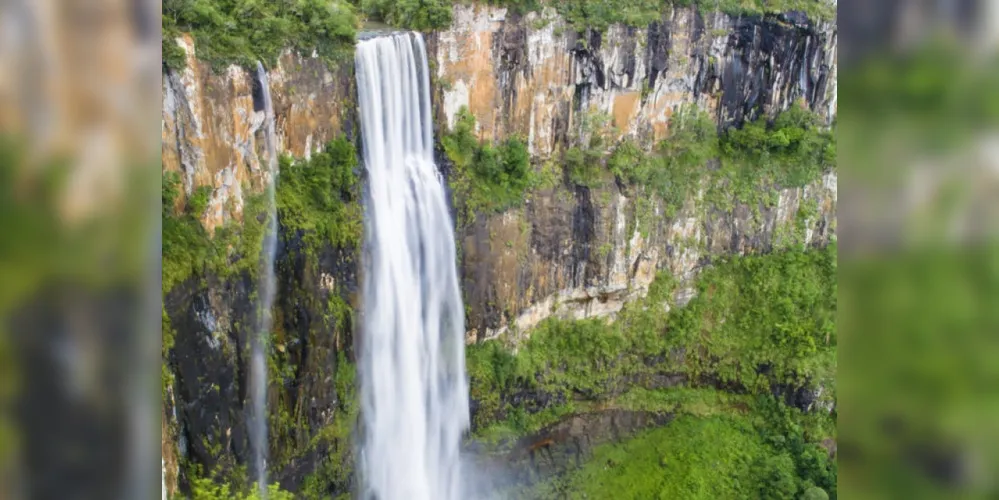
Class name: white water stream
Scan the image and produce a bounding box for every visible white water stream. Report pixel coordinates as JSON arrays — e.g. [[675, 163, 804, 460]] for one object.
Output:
[[251, 60, 279, 499], [355, 32, 470, 500]]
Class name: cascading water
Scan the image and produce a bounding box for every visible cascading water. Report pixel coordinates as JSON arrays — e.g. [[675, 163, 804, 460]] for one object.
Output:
[[251, 61, 279, 498], [355, 33, 470, 500]]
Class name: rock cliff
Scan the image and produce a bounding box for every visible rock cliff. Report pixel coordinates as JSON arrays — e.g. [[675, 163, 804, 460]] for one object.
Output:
[[160, 3, 837, 495], [433, 5, 836, 156]]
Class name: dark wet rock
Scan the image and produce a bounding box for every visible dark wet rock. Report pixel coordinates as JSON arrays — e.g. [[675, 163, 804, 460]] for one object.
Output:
[[163, 226, 356, 493]]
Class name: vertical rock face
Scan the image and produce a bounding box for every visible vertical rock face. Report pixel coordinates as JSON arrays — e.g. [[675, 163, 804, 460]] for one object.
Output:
[[161, 39, 359, 494], [161, 34, 356, 233], [458, 171, 837, 342], [430, 5, 837, 340], [163, 245, 358, 494], [434, 5, 837, 158]]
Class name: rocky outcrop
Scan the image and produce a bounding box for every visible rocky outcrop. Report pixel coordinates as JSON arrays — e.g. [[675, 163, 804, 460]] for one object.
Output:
[[430, 4, 837, 340], [162, 236, 357, 493], [460, 170, 836, 342], [162, 34, 356, 233], [433, 5, 837, 157]]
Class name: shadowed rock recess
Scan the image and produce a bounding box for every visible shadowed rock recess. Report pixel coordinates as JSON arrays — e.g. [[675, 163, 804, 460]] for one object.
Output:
[[161, 3, 836, 497]]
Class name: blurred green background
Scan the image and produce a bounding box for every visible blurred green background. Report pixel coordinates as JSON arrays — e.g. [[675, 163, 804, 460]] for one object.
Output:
[[838, 0, 999, 496]]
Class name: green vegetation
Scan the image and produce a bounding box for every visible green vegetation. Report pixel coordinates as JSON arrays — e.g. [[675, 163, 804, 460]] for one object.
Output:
[[493, 391, 836, 499], [361, 0, 834, 32], [674, 243, 836, 390], [840, 245, 999, 498], [163, 141, 360, 495], [162, 138, 360, 295], [721, 103, 836, 188], [690, 0, 834, 21], [162, 0, 834, 70], [555, 0, 663, 33], [189, 478, 295, 500], [265, 139, 360, 481], [615, 386, 748, 416], [606, 105, 718, 216], [276, 138, 362, 255], [528, 415, 761, 498], [162, 171, 269, 293], [182, 356, 357, 499], [468, 246, 836, 499], [583, 103, 833, 218], [835, 39, 999, 498], [564, 112, 616, 189], [162, 310, 177, 400], [359, 0, 453, 31], [554, 0, 835, 33], [443, 107, 533, 220], [839, 44, 999, 178], [301, 354, 358, 499], [162, 0, 359, 70], [467, 245, 836, 435]]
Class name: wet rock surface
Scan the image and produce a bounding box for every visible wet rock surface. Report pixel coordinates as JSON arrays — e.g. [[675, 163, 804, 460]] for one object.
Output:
[[163, 229, 356, 492]]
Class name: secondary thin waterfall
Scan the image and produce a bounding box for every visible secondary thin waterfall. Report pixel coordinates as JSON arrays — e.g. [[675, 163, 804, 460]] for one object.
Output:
[[355, 33, 470, 500], [251, 61, 279, 498]]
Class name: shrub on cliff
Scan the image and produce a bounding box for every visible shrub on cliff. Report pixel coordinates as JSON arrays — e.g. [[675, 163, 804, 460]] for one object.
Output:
[[162, 138, 361, 294], [721, 102, 835, 187], [443, 107, 534, 218], [276, 137, 362, 253], [189, 477, 295, 500], [465, 245, 837, 436], [360, 0, 452, 30], [163, 0, 358, 70], [602, 103, 831, 216]]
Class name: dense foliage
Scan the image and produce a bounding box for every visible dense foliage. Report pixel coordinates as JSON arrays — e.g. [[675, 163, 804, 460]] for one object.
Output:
[[162, 0, 359, 70], [721, 103, 836, 187], [467, 244, 837, 432], [162, 171, 268, 293], [162, 138, 360, 296], [162, 139, 361, 293], [839, 245, 999, 498], [551, 103, 833, 220], [358, 0, 453, 31], [276, 137, 362, 255], [162, 0, 834, 70], [360, 0, 834, 32], [445, 101, 831, 221], [525, 407, 834, 500], [607, 105, 718, 215], [189, 479, 295, 500], [466, 246, 837, 498], [443, 107, 533, 220]]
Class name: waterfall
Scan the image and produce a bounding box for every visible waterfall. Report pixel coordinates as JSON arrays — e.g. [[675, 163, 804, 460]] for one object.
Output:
[[251, 61, 279, 498], [355, 32, 470, 500]]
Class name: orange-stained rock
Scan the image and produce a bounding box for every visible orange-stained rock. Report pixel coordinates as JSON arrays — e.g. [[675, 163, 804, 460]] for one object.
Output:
[[162, 38, 354, 233], [612, 92, 641, 133], [435, 5, 837, 157]]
